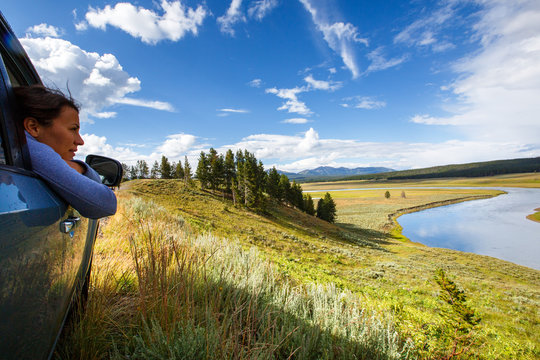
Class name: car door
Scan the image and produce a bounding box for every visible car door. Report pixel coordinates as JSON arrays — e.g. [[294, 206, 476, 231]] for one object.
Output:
[[0, 17, 92, 359]]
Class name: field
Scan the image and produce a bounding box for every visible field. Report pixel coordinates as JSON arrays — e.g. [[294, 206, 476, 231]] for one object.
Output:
[[56, 173, 540, 359]]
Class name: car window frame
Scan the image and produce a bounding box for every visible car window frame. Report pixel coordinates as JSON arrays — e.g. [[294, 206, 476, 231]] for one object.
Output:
[[0, 11, 42, 171]]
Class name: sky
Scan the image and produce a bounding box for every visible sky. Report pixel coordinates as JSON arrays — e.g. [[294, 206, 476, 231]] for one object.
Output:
[[2, 0, 540, 172]]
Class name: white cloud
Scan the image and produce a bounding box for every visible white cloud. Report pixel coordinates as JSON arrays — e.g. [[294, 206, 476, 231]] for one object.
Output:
[[84, 0, 207, 44], [394, 2, 456, 52], [217, 0, 246, 36], [218, 108, 249, 113], [282, 118, 310, 124], [266, 86, 311, 115], [304, 74, 341, 91], [20, 36, 174, 121], [225, 128, 539, 172], [248, 0, 278, 20], [299, 0, 368, 78], [342, 96, 386, 110], [365, 47, 408, 73], [78, 133, 142, 162], [26, 23, 62, 37], [116, 98, 175, 111], [248, 78, 262, 87], [155, 133, 197, 158], [411, 0, 540, 143]]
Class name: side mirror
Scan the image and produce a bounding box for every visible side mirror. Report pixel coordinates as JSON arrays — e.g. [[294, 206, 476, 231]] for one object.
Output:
[[85, 155, 123, 187]]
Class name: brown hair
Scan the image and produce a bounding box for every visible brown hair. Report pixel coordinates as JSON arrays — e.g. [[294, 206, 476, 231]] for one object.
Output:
[[13, 85, 80, 127]]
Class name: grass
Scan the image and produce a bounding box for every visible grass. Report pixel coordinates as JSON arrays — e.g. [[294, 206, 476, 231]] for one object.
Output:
[[57, 175, 540, 359], [55, 193, 409, 359], [527, 208, 540, 223]]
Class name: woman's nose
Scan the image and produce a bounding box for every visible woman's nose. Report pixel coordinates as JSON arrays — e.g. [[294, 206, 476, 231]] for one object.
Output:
[[75, 133, 84, 146]]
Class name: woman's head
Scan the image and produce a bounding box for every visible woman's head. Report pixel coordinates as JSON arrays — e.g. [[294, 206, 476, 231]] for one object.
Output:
[[14, 85, 84, 161]]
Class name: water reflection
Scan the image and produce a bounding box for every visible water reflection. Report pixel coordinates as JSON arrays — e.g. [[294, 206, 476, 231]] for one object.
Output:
[[398, 188, 540, 270]]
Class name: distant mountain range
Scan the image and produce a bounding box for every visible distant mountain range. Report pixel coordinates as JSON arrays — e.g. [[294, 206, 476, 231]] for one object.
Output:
[[277, 166, 394, 180]]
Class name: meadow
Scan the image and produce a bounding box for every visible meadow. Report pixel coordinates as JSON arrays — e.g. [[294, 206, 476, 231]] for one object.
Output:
[[56, 173, 540, 359]]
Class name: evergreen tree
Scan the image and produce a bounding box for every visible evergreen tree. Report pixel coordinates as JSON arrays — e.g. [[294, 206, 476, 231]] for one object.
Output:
[[136, 160, 149, 179], [303, 194, 315, 215], [224, 149, 236, 193], [150, 161, 160, 179], [175, 160, 184, 179], [234, 150, 246, 204], [121, 163, 130, 181], [160, 155, 172, 179], [291, 180, 304, 210], [183, 156, 192, 185], [129, 165, 138, 180], [279, 174, 291, 203], [266, 167, 281, 200], [208, 147, 225, 190], [196, 151, 210, 189], [316, 192, 337, 223]]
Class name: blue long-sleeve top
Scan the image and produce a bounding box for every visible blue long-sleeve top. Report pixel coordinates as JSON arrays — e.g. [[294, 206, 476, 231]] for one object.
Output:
[[26, 132, 117, 219]]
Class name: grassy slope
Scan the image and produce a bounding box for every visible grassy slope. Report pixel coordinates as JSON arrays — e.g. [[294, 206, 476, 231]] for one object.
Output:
[[125, 178, 539, 359]]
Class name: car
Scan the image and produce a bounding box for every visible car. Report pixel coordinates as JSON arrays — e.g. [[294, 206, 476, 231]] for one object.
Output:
[[0, 12, 122, 359]]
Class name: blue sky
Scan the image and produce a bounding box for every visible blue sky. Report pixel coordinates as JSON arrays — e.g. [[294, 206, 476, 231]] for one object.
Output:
[[3, 0, 540, 171]]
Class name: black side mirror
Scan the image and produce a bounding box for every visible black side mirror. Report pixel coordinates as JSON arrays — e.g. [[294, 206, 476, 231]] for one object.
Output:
[[85, 155, 123, 187]]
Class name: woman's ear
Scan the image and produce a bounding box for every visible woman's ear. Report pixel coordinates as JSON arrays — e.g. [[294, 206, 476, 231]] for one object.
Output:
[[23, 117, 40, 137]]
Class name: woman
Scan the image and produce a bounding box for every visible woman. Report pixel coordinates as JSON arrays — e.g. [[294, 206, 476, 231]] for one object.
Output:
[[14, 85, 117, 219]]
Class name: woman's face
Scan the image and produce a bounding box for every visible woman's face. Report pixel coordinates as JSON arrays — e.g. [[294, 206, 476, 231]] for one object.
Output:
[[34, 106, 84, 161]]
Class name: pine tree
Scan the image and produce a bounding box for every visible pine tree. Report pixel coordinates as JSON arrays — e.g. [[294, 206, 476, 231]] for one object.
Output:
[[183, 156, 192, 185], [196, 151, 210, 189], [303, 194, 315, 215], [291, 180, 304, 210], [316, 192, 337, 223], [121, 163, 130, 181], [129, 165, 138, 180], [136, 160, 149, 179], [150, 161, 160, 179], [160, 155, 172, 179], [175, 160, 184, 179], [266, 167, 281, 200], [279, 174, 291, 203], [224, 149, 236, 193], [208, 148, 224, 191]]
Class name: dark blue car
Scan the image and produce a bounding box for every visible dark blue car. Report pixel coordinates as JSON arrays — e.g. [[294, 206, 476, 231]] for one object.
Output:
[[0, 12, 122, 359]]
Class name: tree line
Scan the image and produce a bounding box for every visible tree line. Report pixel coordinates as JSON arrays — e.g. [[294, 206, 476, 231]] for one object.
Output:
[[121, 149, 336, 223]]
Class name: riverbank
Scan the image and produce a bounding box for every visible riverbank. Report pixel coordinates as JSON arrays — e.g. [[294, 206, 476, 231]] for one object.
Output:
[[527, 208, 540, 223]]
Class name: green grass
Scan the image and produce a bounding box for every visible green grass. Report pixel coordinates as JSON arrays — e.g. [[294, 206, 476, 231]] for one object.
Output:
[[527, 208, 540, 223], [57, 177, 540, 359]]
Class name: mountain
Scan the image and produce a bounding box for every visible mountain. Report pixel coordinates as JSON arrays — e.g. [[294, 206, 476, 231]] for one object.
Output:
[[277, 166, 394, 181], [337, 157, 540, 181]]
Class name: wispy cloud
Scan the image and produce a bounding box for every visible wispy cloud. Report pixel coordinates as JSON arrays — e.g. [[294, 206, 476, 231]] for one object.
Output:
[[248, 78, 262, 87], [116, 98, 175, 112], [341, 96, 386, 110], [394, 2, 457, 52], [282, 118, 310, 124], [83, 0, 207, 44], [248, 0, 278, 21], [217, 0, 245, 36], [304, 74, 342, 91], [409, 0, 540, 144], [217, 108, 250, 116], [299, 0, 368, 78], [365, 47, 408, 74]]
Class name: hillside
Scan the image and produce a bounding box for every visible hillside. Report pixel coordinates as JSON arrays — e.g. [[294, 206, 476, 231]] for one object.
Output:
[[336, 157, 540, 181], [116, 179, 539, 359]]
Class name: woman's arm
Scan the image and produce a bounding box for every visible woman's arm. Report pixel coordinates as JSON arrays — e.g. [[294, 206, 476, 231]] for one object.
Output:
[[25, 133, 117, 219]]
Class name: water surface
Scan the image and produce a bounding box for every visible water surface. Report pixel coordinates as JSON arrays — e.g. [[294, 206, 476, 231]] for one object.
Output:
[[398, 188, 540, 270]]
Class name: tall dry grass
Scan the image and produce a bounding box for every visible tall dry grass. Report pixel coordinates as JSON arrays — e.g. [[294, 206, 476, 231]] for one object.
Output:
[[55, 196, 411, 359]]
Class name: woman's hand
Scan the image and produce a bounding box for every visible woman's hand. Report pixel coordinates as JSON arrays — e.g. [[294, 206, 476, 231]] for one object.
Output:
[[66, 160, 85, 174]]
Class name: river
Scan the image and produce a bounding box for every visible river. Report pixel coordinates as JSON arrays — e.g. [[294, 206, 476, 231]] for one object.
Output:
[[397, 187, 540, 270]]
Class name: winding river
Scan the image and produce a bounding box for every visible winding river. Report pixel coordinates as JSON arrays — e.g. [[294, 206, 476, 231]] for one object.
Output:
[[397, 187, 540, 270]]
